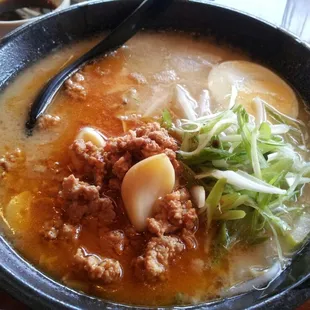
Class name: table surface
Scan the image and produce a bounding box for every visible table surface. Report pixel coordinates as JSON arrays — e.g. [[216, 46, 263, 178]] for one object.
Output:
[[2, 0, 310, 309]]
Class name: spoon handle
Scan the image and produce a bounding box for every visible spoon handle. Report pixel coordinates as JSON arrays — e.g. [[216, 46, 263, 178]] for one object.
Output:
[[26, 0, 173, 132]]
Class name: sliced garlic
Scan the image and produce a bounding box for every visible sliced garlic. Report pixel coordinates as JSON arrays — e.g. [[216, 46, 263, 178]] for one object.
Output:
[[208, 61, 299, 118], [190, 185, 205, 209], [121, 154, 175, 231], [76, 127, 106, 147]]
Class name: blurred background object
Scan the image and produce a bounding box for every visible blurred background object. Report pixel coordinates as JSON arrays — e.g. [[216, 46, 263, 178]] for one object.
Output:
[[281, 0, 310, 42], [1, 0, 309, 43], [209, 0, 310, 44], [71, 0, 310, 43], [0, 0, 70, 38]]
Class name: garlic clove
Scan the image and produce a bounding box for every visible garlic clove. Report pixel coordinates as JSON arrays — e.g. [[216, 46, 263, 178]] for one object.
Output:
[[121, 153, 175, 231], [190, 185, 205, 209], [76, 127, 106, 147]]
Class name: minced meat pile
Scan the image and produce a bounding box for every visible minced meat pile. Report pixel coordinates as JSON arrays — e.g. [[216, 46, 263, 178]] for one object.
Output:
[[41, 122, 198, 284]]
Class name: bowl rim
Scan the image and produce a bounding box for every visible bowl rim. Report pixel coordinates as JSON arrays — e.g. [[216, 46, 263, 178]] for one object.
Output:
[[1, 0, 310, 309]]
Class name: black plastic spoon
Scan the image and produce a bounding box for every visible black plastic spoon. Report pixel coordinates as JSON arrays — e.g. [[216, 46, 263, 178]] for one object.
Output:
[[25, 0, 173, 133]]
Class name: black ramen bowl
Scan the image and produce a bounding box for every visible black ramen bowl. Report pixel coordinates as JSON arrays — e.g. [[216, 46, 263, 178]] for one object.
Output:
[[1, 0, 310, 309]]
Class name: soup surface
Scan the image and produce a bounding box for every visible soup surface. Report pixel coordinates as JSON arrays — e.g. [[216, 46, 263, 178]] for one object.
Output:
[[1, 32, 310, 306]]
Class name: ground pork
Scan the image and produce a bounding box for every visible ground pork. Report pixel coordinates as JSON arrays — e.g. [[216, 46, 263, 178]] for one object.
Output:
[[60, 175, 116, 225], [41, 218, 81, 241], [62, 223, 81, 240], [112, 152, 132, 179], [133, 236, 184, 281], [74, 247, 122, 283], [104, 122, 181, 174], [52, 121, 199, 285], [116, 122, 178, 154], [41, 218, 63, 240], [38, 114, 61, 130], [100, 230, 127, 255], [60, 175, 99, 201], [68, 122, 181, 191], [65, 197, 116, 225], [65, 72, 87, 100], [0, 148, 24, 174], [147, 188, 198, 238], [69, 139, 105, 186]]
